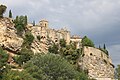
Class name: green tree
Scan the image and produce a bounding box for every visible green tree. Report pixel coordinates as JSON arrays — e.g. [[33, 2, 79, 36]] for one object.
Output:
[[116, 65, 120, 80], [82, 36, 94, 47], [0, 47, 9, 68], [9, 10, 12, 18], [0, 5, 7, 18], [48, 43, 59, 54], [24, 54, 88, 80], [14, 48, 34, 66], [103, 44, 106, 50], [14, 15, 28, 36], [33, 20, 35, 26], [25, 15, 27, 26], [60, 39, 66, 47], [0, 47, 9, 78], [24, 31, 34, 46], [2, 70, 36, 80]]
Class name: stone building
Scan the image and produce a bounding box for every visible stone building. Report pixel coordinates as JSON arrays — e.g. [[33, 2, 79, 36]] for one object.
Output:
[[70, 35, 82, 49], [27, 19, 70, 53], [27, 19, 115, 80]]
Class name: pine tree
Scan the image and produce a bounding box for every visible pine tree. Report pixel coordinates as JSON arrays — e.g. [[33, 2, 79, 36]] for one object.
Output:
[[9, 10, 12, 18]]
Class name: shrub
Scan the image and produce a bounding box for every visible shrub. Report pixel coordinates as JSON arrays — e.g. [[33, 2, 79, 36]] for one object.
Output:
[[82, 36, 94, 47], [24, 54, 88, 80], [0, 5, 7, 18]]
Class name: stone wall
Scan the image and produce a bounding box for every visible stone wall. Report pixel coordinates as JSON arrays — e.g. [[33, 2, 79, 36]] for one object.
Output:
[[78, 46, 114, 79]]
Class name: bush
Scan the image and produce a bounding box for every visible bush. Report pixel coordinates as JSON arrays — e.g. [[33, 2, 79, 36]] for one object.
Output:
[[14, 15, 28, 36], [24, 54, 88, 80], [24, 31, 34, 46], [14, 48, 34, 66], [0, 47, 9, 68], [82, 36, 94, 47], [1, 70, 36, 80], [60, 39, 66, 47], [0, 5, 7, 18]]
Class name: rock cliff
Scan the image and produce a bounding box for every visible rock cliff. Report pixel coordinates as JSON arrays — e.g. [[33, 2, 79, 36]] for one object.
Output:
[[0, 17, 23, 52], [78, 46, 114, 79]]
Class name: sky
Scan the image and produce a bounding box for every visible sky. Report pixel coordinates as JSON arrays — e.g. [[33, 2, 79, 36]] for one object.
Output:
[[0, 0, 120, 67]]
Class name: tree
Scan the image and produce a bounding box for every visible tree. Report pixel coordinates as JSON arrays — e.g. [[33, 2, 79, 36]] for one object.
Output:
[[25, 15, 27, 26], [0, 47, 9, 78], [60, 39, 66, 47], [9, 10, 12, 18], [81, 36, 94, 47], [14, 48, 34, 66], [1, 70, 36, 80], [0, 47, 9, 68], [14, 15, 28, 36], [116, 65, 120, 80], [103, 44, 106, 50], [33, 20, 35, 26], [24, 31, 34, 46], [0, 5, 7, 18], [48, 43, 59, 54], [24, 54, 88, 80]]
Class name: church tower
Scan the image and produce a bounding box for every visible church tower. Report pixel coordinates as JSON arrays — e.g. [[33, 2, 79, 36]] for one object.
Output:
[[39, 19, 48, 28]]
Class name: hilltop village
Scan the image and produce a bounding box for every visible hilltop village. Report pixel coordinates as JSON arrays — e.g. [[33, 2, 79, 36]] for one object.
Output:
[[0, 4, 115, 80]]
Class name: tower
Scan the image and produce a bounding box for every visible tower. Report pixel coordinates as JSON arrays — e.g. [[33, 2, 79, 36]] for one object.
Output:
[[39, 19, 48, 42], [39, 19, 48, 28]]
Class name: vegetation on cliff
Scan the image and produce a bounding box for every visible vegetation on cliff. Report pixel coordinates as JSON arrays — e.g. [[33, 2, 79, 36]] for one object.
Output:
[[0, 4, 112, 80], [116, 65, 120, 80], [82, 36, 94, 47], [0, 5, 7, 18], [24, 54, 88, 80]]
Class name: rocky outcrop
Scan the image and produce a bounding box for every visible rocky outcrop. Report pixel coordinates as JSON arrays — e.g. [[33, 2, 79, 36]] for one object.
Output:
[[0, 18, 23, 52], [78, 46, 114, 79]]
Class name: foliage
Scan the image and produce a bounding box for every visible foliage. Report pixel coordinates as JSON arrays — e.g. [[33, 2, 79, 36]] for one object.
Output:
[[14, 15, 27, 36], [0, 47, 9, 68], [116, 65, 120, 80], [1, 70, 36, 80], [33, 20, 35, 26], [14, 48, 34, 66], [24, 31, 34, 46], [0, 5, 7, 18], [48, 43, 59, 54], [82, 36, 94, 47], [24, 54, 88, 80], [60, 44, 82, 65], [9, 10, 12, 18], [99, 44, 109, 55], [60, 39, 66, 47], [103, 44, 106, 50]]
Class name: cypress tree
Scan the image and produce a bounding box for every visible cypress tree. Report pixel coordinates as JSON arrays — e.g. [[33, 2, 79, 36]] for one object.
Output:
[[9, 10, 12, 18], [25, 15, 27, 25], [103, 44, 106, 50], [33, 20, 35, 26]]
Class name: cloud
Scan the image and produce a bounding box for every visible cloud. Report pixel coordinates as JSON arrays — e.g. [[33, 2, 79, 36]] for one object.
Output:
[[108, 44, 120, 67]]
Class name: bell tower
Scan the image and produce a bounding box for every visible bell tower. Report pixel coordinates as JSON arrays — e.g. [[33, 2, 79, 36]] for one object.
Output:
[[39, 19, 48, 28]]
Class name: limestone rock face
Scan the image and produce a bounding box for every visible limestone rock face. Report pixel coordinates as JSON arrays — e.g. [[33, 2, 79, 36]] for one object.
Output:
[[0, 18, 23, 52], [78, 47, 114, 79]]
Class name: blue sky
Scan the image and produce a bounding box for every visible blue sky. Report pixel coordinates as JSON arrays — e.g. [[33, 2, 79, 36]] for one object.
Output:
[[0, 0, 120, 66]]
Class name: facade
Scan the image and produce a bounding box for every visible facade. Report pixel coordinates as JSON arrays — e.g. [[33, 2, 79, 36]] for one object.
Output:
[[27, 19, 70, 44]]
